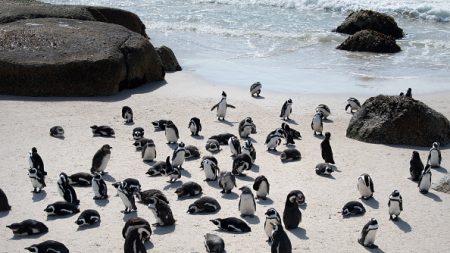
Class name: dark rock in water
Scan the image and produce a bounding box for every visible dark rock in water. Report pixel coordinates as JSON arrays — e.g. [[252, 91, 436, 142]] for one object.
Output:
[[0, 18, 164, 96], [337, 30, 401, 53], [334, 10, 404, 39], [346, 95, 450, 147], [156, 46, 182, 72]]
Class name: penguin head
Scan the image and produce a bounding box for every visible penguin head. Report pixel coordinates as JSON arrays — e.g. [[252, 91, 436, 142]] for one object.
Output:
[[187, 205, 198, 214], [178, 142, 185, 148], [325, 165, 334, 174], [280, 152, 287, 161], [287, 190, 305, 205], [137, 227, 151, 241], [287, 99, 292, 104], [391, 190, 400, 197], [369, 218, 378, 226], [44, 205, 55, 214], [341, 208, 350, 216], [112, 182, 122, 189], [265, 208, 279, 218], [132, 127, 144, 140], [102, 144, 112, 151], [75, 218, 87, 226], [93, 173, 102, 180], [28, 168, 37, 176], [412, 151, 420, 159], [90, 125, 98, 129], [147, 197, 158, 209], [221, 91, 227, 98], [399, 92, 404, 96], [324, 132, 331, 139], [58, 172, 69, 184], [31, 147, 37, 153], [209, 219, 221, 226], [432, 142, 440, 148], [245, 117, 253, 123], [6, 223, 20, 231], [239, 186, 252, 194], [174, 187, 185, 197], [24, 246, 38, 253]]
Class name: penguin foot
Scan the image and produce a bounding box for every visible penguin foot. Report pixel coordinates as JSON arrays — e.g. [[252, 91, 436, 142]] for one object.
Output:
[[420, 190, 429, 194], [220, 190, 225, 193]]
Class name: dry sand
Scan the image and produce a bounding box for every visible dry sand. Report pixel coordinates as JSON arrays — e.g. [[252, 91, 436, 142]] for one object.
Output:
[[0, 72, 449, 252]]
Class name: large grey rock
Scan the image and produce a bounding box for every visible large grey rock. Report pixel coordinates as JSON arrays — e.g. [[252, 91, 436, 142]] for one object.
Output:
[[337, 30, 401, 53], [156, 46, 182, 72], [346, 95, 450, 147], [0, 18, 164, 96]]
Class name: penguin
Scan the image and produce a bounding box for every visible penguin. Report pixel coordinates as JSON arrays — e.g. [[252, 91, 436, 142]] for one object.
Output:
[[132, 127, 145, 140], [91, 144, 112, 175], [399, 92, 404, 96], [209, 217, 251, 233], [201, 156, 220, 181], [209, 133, 236, 145], [134, 138, 152, 151], [172, 142, 186, 169], [44, 201, 79, 215], [345, 97, 361, 113], [238, 117, 257, 139], [283, 190, 304, 229], [405, 88, 412, 98], [122, 106, 134, 124], [427, 142, 442, 168], [238, 186, 256, 217], [145, 161, 166, 177], [232, 153, 253, 176], [188, 117, 202, 136], [25, 240, 69, 253], [315, 104, 331, 119], [136, 189, 169, 205], [152, 119, 168, 131], [92, 173, 108, 200], [68, 172, 93, 186], [211, 91, 236, 121], [271, 223, 292, 253], [142, 141, 156, 162], [90, 125, 115, 137], [311, 112, 324, 136], [113, 182, 137, 213], [410, 151, 424, 181], [124, 227, 150, 253], [241, 140, 256, 163], [204, 233, 225, 253], [358, 218, 378, 248], [264, 208, 282, 242], [147, 197, 175, 226], [265, 128, 284, 151], [388, 190, 403, 221], [75, 209, 101, 226], [163, 156, 181, 183], [57, 172, 80, 205], [49, 126, 64, 138], [218, 171, 237, 194], [418, 164, 432, 194], [185, 145, 201, 160], [280, 99, 293, 121], [281, 123, 296, 145], [175, 181, 203, 198], [28, 147, 46, 175], [340, 201, 366, 217], [321, 132, 335, 164], [253, 175, 270, 200], [228, 136, 241, 157], [357, 173, 375, 199], [205, 139, 221, 153], [165, 120, 179, 144], [122, 217, 151, 239], [28, 168, 46, 193], [250, 81, 262, 97], [280, 149, 301, 163], [187, 196, 221, 214], [315, 163, 335, 176], [0, 188, 11, 211], [121, 178, 142, 194], [6, 219, 48, 236]]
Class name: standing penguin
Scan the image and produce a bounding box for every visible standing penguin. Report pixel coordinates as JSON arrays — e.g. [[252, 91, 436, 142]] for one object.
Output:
[[28, 168, 46, 193], [91, 144, 112, 175], [321, 132, 335, 164], [163, 156, 181, 183], [0, 188, 11, 211], [172, 142, 186, 169], [311, 112, 324, 136], [242, 140, 256, 163], [427, 142, 442, 168], [315, 104, 331, 119], [218, 171, 236, 194], [114, 182, 137, 213], [345, 97, 361, 113], [228, 136, 241, 157], [188, 117, 202, 136], [57, 173, 80, 205], [405, 88, 412, 98], [92, 173, 108, 200], [281, 123, 295, 145], [201, 156, 220, 181], [264, 208, 282, 242], [358, 218, 379, 248], [165, 120, 179, 144], [250, 81, 262, 97], [122, 106, 133, 124], [142, 141, 157, 162], [280, 99, 293, 121], [124, 227, 150, 253], [25, 240, 69, 253], [253, 175, 270, 200], [238, 186, 256, 217], [418, 164, 432, 194], [238, 117, 257, 139], [357, 173, 375, 199], [211, 91, 236, 121], [265, 128, 285, 151], [271, 223, 292, 253], [388, 190, 403, 221], [147, 197, 175, 226], [410, 151, 424, 181], [28, 147, 46, 175], [283, 190, 303, 229]]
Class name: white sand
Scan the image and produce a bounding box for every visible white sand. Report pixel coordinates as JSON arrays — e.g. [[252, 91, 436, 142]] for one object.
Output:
[[0, 72, 449, 252]]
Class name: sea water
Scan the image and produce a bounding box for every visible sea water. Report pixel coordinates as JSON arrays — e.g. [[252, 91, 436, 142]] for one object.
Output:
[[44, 0, 450, 94]]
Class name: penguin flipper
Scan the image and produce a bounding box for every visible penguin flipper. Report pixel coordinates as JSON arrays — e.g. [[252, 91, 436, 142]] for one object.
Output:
[[211, 104, 219, 111], [345, 104, 350, 111], [227, 104, 236, 109]]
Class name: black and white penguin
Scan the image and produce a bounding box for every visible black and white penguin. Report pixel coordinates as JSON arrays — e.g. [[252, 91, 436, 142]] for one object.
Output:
[[6, 219, 48, 236], [91, 144, 111, 175], [345, 97, 361, 113], [265, 128, 284, 151], [228, 136, 241, 157], [250, 81, 262, 97], [206, 139, 221, 153], [92, 173, 108, 200], [57, 172, 80, 205], [241, 140, 256, 163], [211, 91, 236, 121], [132, 127, 145, 140], [142, 141, 156, 162], [165, 120, 179, 144], [90, 125, 115, 137], [253, 175, 270, 200], [124, 227, 150, 253], [187, 196, 221, 214], [388, 190, 403, 221], [75, 209, 101, 226], [280, 149, 301, 162], [264, 208, 282, 242], [28, 168, 46, 193], [0, 188, 11, 211], [232, 153, 253, 176], [204, 233, 225, 253], [163, 156, 181, 183], [405, 88, 412, 98], [122, 217, 151, 239], [358, 218, 378, 249], [218, 171, 237, 194], [172, 142, 186, 169], [152, 119, 168, 131], [357, 173, 375, 199], [418, 164, 432, 194], [201, 156, 220, 181], [427, 142, 442, 168], [340, 201, 366, 217], [315, 163, 335, 176], [145, 161, 166, 177], [280, 99, 293, 121], [28, 147, 46, 175], [315, 104, 331, 119], [185, 145, 201, 160], [136, 189, 169, 205], [134, 138, 152, 151], [311, 112, 324, 136], [121, 178, 141, 194], [238, 117, 257, 139], [25, 240, 69, 253], [188, 117, 202, 136], [321, 132, 335, 164], [147, 197, 175, 226], [209, 217, 251, 233], [271, 223, 292, 253], [44, 201, 79, 215], [175, 181, 203, 198], [410, 151, 424, 181], [283, 190, 304, 229], [279, 123, 294, 145], [68, 172, 93, 186], [209, 133, 237, 145], [113, 182, 137, 213], [122, 106, 134, 124], [399, 92, 404, 96], [49, 126, 64, 138], [238, 186, 256, 217]]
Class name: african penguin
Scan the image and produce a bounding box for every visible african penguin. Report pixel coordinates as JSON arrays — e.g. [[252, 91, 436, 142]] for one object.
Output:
[[163, 156, 181, 183], [427, 142, 442, 168], [172, 142, 186, 169], [91, 144, 111, 175], [204, 233, 225, 253], [388, 190, 403, 221], [6, 219, 48, 236], [0, 188, 11, 211], [405, 88, 412, 98], [205, 139, 221, 153], [90, 125, 115, 137], [187, 196, 221, 214], [136, 189, 169, 205], [357, 173, 375, 199], [201, 156, 220, 181], [147, 197, 175, 226], [280, 149, 301, 162], [358, 218, 378, 248], [211, 91, 236, 121], [280, 99, 293, 121], [410, 151, 424, 181], [283, 190, 304, 229], [113, 182, 137, 213], [264, 208, 282, 242], [123, 227, 150, 253], [345, 97, 361, 113], [122, 106, 134, 124], [165, 120, 179, 144], [238, 186, 256, 217], [152, 119, 168, 131], [134, 138, 152, 151], [228, 136, 241, 157], [28, 168, 46, 193], [282, 123, 301, 140], [209, 217, 251, 233], [175, 181, 203, 198], [188, 117, 202, 136], [418, 164, 432, 194], [57, 172, 80, 205], [132, 127, 145, 140], [241, 140, 256, 163], [315, 104, 331, 119], [281, 123, 295, 145], [209, 133, 236, 145], [253, 175, 270, 200], [75, 209, 101, 226], [92, 173, 108, 200], [49, 126, 64, 138], [25, 240, 69, 253], [28, 147, 46, 175], [271, 223, 292, 253], [145, 161, 166, 177], [315, 163, 335, 176], [142, 141, 156, 162], [321, 132, 335, 164], [218, 171, 237, 194], [185, 145, 201, 160], [250, 81, 262, 97], [265, 128, 284, 151], [44, 201, 79, 215], [311, 112, 324, 136], [340, 201, 366, 217], [238, 117, 257, 139], [121, 178, 141, 194], [122, 217, 151, 239], [68, 172, 93, 186], [232, 153, 253, 176]]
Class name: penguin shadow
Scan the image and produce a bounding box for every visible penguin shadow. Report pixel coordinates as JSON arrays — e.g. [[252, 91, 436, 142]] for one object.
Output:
[[94, 198, 109, 207], [176, 193, 203, 201], [163, 181, 183, 190], [236, 174, 254, 182], [280, 159, 300, 164], [256, 197, 273, 205], [423, 191, 442, 202], [241, 215, 260, 224], [153, 225, 176, 235], [51, 136, 65, 140], [0, 210, 10, 218], [144, 240, 154, 250], [313, 134, 325, 140], [252, 95, 265, 99], [214, 120, 236, 127], [361, 198, 379, 209], [11, 232, 47, 240], [206, 180, 221, 189], [122, 211, 137, 221], [77, 222, 101, 231], [342, 213, 365, 219], [433, 166, 448, 174], [32, 191, 47, 202], [221, 192, 239, 200], [286, 227, 309, 240], [363, 246, 386, 253], [283, 119, 299, 125], [251, 164, 260, 173], [267, 150, 281, 155], [46, 213, 77, 221], [92, 135, 116, 139], [124, 122, 135, 126], [392, 217, 412, 233], [102, 174, 116, 182], [191, 135, 204, 140], [181, 169, 192, 178], [143, 161, 157, 166], [167, 143, 178, 149], [317, 174, 336, 180], [245, 136, 258, 143]]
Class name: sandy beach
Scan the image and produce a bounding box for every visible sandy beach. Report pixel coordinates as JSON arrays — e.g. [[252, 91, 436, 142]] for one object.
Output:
[[0, 71, 449, 252]]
